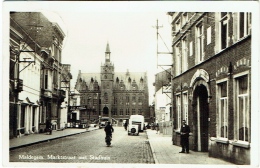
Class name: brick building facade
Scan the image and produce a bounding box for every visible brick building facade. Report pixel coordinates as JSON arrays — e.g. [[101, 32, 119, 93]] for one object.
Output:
[[168, 12, 251, 164], [10, 12, 69, 138], [74, 43, 150, 125]]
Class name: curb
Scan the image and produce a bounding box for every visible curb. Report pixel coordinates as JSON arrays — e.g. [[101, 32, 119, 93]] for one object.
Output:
[[10, 128, 99, 150], [145, 131, 159, 164]]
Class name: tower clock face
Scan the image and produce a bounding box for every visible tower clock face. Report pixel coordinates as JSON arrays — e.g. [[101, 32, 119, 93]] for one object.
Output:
[[103, 74, 111, 79]]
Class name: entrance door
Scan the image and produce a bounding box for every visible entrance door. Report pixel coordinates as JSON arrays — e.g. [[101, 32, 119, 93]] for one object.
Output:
[[103, 107, 109, 117], [194, 85, 209, 152]]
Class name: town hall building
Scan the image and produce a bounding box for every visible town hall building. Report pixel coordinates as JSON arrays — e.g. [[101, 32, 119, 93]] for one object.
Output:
[[74, 43, 150, 125]]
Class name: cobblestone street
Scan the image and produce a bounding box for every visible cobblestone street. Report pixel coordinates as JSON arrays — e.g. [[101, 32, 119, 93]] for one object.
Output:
[[9, 127, 154, 164]]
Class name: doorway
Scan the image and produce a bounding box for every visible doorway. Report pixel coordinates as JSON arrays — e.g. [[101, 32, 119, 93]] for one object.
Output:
[[193, 84, 209, 152], [103, 106, 109, 116]]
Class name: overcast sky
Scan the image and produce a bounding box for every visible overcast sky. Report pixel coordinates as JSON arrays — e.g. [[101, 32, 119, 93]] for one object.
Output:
[[4, 1, 259, 105], [40, 3, 173, 105]]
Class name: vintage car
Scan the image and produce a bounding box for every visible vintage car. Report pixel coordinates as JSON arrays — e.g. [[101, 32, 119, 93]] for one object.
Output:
[[128, 124, 139, 136]]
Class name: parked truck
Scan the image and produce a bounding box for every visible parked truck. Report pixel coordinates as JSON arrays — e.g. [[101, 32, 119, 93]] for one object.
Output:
[[128, 115, 145, 135]]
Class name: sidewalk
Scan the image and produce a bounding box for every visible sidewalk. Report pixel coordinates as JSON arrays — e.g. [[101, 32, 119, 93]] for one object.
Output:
[[146, 129, 235, 165], [9, 127, 99, 150]]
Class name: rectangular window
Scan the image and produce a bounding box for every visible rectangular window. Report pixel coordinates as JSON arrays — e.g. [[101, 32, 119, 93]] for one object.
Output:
[[44, 70, 48, 89], [176, 94, 181, 129], [138, 109, 142, 115], [238, 12, 251, 39], [207, 27, 211, 45], [175, 43, 181, 75], [132, 96, 136, 102], [235, 74, 249, 142], [196, 22, 204, 63], [183, 92, 188, 124], [114, 108, 117, 115], [217, 81, 228, 138], [126, 108, 129, 115], [189, 41, 193, 56], [114, 96, 116, 104], [182, 37, 188, 72], [132, 109, 135, 115], [220, 12, 228, 50], [120, 109, 123, 116]]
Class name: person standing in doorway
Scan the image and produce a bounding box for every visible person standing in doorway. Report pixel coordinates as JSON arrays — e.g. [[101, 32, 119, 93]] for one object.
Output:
[[179, 120, 190, 153]]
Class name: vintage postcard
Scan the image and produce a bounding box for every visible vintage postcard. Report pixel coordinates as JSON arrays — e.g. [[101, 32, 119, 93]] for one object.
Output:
[[2, 1, 259, 168]]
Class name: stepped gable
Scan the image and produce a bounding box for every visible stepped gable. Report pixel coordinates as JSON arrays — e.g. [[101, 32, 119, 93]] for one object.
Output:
[[113, 71, 147, 90], [80, 73, 100, 90]]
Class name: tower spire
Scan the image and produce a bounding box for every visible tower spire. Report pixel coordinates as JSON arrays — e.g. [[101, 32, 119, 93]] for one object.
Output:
[[105, 42, 111, 62], [106, 42, 111, 53]]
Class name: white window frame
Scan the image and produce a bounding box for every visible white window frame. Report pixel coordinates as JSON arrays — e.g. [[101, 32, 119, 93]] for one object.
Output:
[[219, 12, 229, 50], [182, 91, 188, 125], [175, 43, 181, 75], [216, 78, 229, 140], [233, 71, 250, 143], [237, 12, 251, 40], [196, 22, 204, 64], [182, 37, 188, 72], [176, 93, 181, 129]]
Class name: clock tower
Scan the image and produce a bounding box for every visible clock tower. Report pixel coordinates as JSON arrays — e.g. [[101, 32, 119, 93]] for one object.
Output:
[[101, 42, 114, 121]]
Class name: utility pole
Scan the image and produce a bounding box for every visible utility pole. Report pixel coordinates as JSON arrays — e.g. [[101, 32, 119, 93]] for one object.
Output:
[[153, 19, 174, 135], [153, 19, 163, 69]]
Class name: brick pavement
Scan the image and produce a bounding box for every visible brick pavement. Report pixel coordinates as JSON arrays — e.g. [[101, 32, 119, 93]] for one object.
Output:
[[146, 129, 236, 165], [9, 127, 99, 150], [9, 126, 236, 165]]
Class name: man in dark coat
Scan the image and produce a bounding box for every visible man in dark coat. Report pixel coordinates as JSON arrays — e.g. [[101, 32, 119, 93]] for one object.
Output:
[[104, 121, 114, 138], [179, 120, 190, 153], [124, 122, 128, 131], [46, 119, 52, 135]]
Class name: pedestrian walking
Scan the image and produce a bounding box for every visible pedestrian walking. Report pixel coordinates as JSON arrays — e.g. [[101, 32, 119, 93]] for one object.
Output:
[[104, 121, 114, 138], [124, 122, 128, 131], [179, 120, 190, 153], [46, 119, 52, 135], [156, 123, 159, 134]]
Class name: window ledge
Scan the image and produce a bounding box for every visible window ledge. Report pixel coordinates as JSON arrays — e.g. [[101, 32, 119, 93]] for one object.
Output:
[[232, 141, 250, 148], [215, 138, 229, 144]]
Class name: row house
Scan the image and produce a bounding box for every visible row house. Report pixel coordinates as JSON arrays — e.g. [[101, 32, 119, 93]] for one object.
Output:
[[60, 64, 73, 129], [168, 12, 251, 164], [74, 43, 150, 125], [9, 12, 69, 138], [67, 88, 86, 128]]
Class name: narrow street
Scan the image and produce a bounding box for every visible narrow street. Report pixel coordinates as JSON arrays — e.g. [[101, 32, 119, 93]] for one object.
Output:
[[10, 127, 154, 163]]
